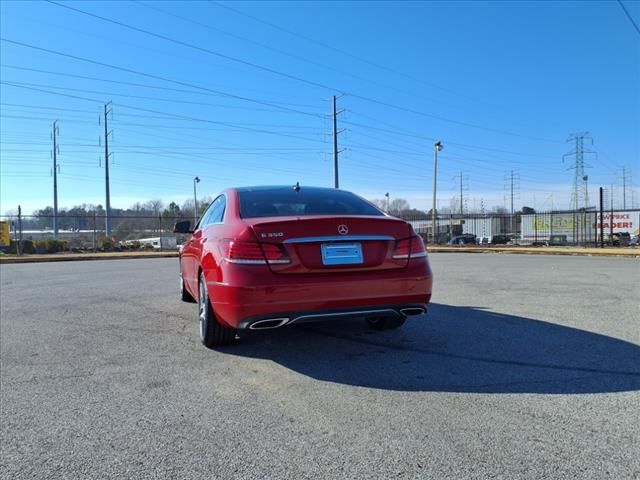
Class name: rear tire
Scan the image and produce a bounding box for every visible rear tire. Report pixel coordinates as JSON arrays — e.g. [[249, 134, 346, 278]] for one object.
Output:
[[366, 315, 406, 330], [199, 272, 236, 347], [180, 273, 196, 303]]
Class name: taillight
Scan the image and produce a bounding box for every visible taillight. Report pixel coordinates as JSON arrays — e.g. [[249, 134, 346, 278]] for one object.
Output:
[[260, 243, 291, 264], [220, 240, 290, 265], [392, 236, 427, 259]]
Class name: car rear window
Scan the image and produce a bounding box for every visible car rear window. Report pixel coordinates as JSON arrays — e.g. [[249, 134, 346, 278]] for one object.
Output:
[[238, 188, 384, 218]]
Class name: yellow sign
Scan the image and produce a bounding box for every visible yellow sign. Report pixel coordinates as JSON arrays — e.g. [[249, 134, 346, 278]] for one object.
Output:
[[532, 214, 587, 231], [0, 221, 10, 247]]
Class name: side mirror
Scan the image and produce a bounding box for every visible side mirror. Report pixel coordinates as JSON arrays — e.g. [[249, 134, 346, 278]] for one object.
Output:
[[174, 220, 194, 234]]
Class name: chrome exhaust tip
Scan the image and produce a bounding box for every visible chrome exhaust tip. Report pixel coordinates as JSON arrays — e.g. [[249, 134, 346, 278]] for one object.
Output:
[[248, 318, 290, 330], [399, 307, 426, 317]]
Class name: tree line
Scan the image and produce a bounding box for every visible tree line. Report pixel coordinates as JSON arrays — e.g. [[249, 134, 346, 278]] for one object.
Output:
[[6, 196, 536, 238]]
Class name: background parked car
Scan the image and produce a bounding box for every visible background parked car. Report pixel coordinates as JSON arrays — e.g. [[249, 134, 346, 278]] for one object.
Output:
[[488, 235, 509, 245], [447, 234, 476, 246]]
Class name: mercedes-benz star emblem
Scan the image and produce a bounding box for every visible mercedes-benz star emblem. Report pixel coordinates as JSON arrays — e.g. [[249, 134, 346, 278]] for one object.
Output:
[[338, 224, 349, 235]]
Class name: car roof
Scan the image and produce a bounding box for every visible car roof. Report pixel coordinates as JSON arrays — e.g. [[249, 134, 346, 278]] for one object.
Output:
[[233, 185, 347, 193]]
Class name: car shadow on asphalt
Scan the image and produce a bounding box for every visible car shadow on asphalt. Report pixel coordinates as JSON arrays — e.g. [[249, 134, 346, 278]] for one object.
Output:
[[217, 303, 640, 394]]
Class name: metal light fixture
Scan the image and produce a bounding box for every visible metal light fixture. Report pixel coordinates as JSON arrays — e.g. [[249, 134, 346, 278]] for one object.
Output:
[[193, 176, 201, 225], [431, 141, 443, 244]]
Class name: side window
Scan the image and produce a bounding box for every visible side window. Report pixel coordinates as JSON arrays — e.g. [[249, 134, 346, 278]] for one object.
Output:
[[197, 201, 215, 229], [200, 195, 226, 228], [210, 196, 226, 224]]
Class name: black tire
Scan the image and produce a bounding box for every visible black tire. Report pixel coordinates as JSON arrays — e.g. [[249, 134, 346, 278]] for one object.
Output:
[[198, 272, 236, 347], [365, 315, 406, 330], [180, 273, 196, 303]]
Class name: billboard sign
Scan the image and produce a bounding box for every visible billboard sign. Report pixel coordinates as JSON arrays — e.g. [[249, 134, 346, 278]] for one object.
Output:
[[0, 221, 10, 247], [521, 210, 639, 242]]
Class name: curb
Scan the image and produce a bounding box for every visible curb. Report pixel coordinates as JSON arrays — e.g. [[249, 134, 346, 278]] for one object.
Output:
[[427, 247, 640, 258], [0, 252, 179, 264]]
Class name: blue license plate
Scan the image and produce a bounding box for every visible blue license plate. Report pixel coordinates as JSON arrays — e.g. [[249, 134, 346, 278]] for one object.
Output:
[[321, 242, 363, 265]]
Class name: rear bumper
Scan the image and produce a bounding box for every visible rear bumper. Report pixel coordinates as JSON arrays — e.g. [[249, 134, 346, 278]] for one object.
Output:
[[237, 303, 429, 330], [206, 260, 432, 329]]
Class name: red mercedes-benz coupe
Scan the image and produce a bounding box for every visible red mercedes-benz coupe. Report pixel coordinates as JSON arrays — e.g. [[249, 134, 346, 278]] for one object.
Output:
[[175, 186, 433, 347]]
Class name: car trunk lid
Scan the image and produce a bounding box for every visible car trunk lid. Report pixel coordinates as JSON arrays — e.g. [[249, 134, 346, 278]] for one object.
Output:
[[247, 215, 412, 274]]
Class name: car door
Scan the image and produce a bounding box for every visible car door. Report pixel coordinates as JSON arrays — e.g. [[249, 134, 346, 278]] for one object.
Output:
[[198, 195, 226, 274], [181, 202, 215, 296]]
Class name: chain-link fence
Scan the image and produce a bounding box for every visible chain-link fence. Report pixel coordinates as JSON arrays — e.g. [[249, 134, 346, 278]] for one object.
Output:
[[1, 208, 638, 255], [0, 214, 191, 254], [397, 208, 639, 247]]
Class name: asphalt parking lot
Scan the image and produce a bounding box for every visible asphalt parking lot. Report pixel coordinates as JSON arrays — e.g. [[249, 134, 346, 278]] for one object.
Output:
[[1, 253, 639, 479]]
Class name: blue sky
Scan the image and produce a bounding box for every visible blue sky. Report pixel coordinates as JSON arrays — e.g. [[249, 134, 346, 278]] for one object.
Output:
[[1, 0, 639, 215]]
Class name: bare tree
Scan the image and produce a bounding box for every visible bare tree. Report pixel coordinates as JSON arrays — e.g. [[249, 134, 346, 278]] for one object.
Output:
[[369, 198, 387, 210], [144, 199, 164, 216], [388, 198, 410, 214]]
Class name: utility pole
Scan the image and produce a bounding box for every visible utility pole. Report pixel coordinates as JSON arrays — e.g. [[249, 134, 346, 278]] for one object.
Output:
[[610, 184, 614, 244], [193, 176, 201, 225], [102, 102, 113, 237], [51, 120, 59, 239], [17, 205, 23, 256], [599, 187, 604, 248], [583, 175, 590, 245], [622, 167, 627, 210], [431, 141, 443, 244], [620, 166, 631, 210], [510, 170, 514, 233], [454, 171, 468, 215], [332, 95, 345, 188], [504, 170, 519, 234], [583, 175, 589, 207], [480, 199, 486, 240], [459, 172, 464, 215]]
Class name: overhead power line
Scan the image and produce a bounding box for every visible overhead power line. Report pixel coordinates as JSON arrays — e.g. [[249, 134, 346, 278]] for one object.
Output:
[[617, 0, 640, 36], [0, 64, 221, 99], [15, 2, 563, 143], [344, 111, 562, 157], [0, 64, 325, 109], [0, 82, 327, 144], [0, 38, 321, 118], [0, 80, 326, 120], [0, 103, 321, 124], [210, 0, 483, 103], [347, 93, 560, 143], [135, 1, 447, 109], [1, 102, 97, 114], [46, 0, 335, 91]]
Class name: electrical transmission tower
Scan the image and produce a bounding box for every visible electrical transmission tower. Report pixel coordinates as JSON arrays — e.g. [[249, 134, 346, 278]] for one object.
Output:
[[563, 132, 597, 211], [453, 171, 468, 215], [619, 166, 632, 210], [504, 170, 520, 233]]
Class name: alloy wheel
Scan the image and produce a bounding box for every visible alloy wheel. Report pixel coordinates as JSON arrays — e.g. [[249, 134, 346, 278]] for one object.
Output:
[[199, 279, 207, 339]]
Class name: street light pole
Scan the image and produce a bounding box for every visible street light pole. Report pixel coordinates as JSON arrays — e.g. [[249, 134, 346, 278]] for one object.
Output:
[[385, 192, 390, 213], [431, 141, 443, 244], [193, 176, 200, 226]]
